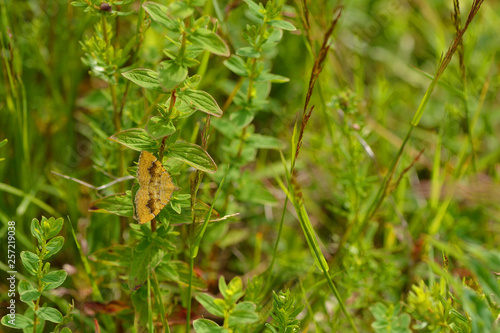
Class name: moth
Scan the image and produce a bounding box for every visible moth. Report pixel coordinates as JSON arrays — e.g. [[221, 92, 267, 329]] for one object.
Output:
[[134, 151, 177, 224]]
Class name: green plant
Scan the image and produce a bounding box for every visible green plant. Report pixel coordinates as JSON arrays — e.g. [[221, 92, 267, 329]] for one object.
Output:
[[370, 303, 411, 333], [265, 289, 304, 333], [406, 280, 471, 332], [1, 217, 72, 332], [194, 276, 259, 332]]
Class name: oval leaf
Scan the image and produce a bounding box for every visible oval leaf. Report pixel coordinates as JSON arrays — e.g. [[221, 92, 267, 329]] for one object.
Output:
[[43, 217, 64, 240], [158, 60, 188, 91], [178, 89, 222, 117], [255, 71, 289, 83], [128, 242, 164, 291], [1, 313, 33, 329], [89, 245, 132, 267], [146, 116, 176, 139], [21, 251, 39, 276], [18, 279, 34, 294], [45, 236, 64, 259], [165, 142, 217, 173], [195, 294, 224, 317], [243, 0, 263, 18], [143, 2, 177, 30], [30, 218, 42, 243], [223, 56, 248, 77], [20, 290, 42, 303], [41, 270, 68, 291], [122, 69, 163, 91], [228, 309, 259, 327], [89, 193, 134, 217], [156, 261, 207, 290], [109, 129, 160, 152], [228, 302, 259, 327], [189, 28, 229, 56], [37, 307, 63, 323], [236, 47, 260, 58], [193, 319, 230, 333], [269, 19, 296, 31], [19, 280, 41, 303]]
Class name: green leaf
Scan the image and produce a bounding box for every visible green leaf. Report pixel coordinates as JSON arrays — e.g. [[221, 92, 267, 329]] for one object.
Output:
[[128, 241, 164, 290], [223, 56, 248, 77], [18, 279, 34, 294], [122, 69, 163, 91], [37, 307, 63, 323], [157, 261, 207, 290], [223, 276, 244, 304], [369, 303, 387, 320], [89, 245, 132, 267], [229, 109, 254, 129], [262, 29, 283, 51], [158, 60, 188, 91], [20, 251, 39, 276], [277, 176, 329, 273], [109, 128, 160, 152], [168, 0, 193, 19], [255, 71, 289, 83], [246, 134, 282, 149], [131, 286, 149, 332], [89, 193, 134, 217], [1, 313, 33, 329], [0, 138, 7, 148], [228, 302, 259, 327], [180, 57, 200, 68], [243, 0, 264, 19], [45, 236, 64, 259], [193, 319, 230, 333], [19, 289, 41, 303], [218, 276, 228, 298], [41, 270, 67, 291], [165, 141, 217, 173], [236, 47, 260, 58], [41, 216, 64, 240], [269, 19, 296, 31], [60, 328, 72, 333], [170, 201, 181, 214], [177, 89, 223, 117], [70, 1, 87, 7], [30, 218, 43, 244], [146, 116, 176, 140], [211, 117, 237, 138], [195, 293, 224, 317], [189, 28, 230, 56], [143, 2, 177, 30], [18, 280, 40, 303]]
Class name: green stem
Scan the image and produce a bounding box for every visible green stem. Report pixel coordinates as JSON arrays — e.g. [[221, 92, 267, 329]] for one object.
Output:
[[148, 276, 153, 332], [354, 127, 414, 240], [266, 194, 289, 286], [118, 0, 147, 119], [152, 270, 170, 333], [186, 253, 194, 332]]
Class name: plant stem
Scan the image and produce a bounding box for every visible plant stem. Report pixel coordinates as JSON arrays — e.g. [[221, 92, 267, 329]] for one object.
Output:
[[186, 253, 194, 332], [152, 270, 170, 333]]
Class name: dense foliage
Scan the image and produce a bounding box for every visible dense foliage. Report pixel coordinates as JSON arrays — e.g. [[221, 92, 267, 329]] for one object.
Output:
[[1, 0, 499, 332]]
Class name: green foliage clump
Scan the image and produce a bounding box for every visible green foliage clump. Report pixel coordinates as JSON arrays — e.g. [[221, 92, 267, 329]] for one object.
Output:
[[1, 217, 72, 332], [266, 289, 304, 333]]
